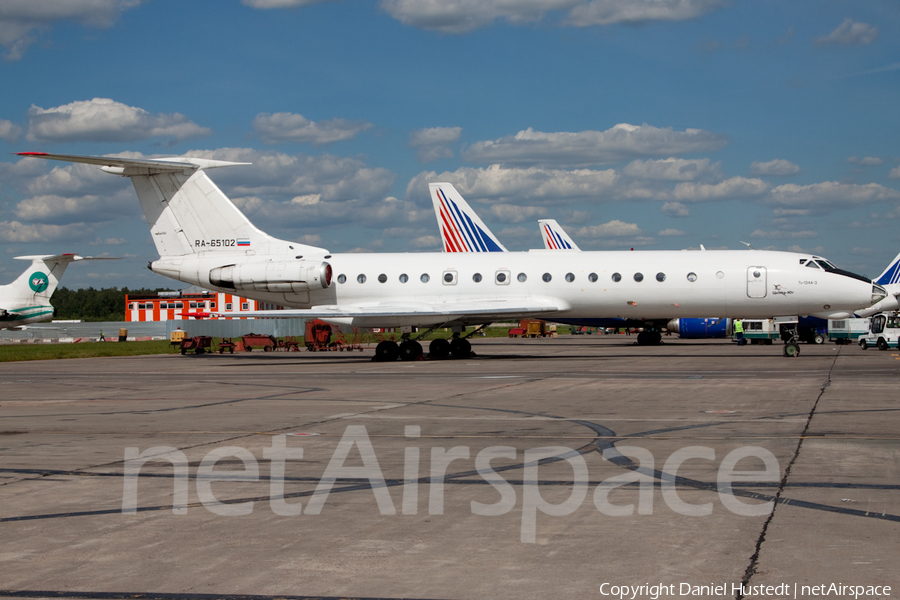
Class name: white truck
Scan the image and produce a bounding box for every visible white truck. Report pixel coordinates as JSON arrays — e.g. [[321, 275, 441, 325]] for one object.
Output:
[[828, 317, 870, 345], [858, 312, 900, 351]]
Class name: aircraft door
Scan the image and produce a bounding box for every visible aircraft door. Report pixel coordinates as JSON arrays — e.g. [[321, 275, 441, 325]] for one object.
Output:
[[747, 267, 767, 298]]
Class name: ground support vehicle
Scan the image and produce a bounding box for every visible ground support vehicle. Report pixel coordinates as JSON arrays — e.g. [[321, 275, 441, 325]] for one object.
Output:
[[828, 318, 869, 345], [241, 333, 278, 352], [179, 336, 212, 355], [859, 313, 900, 351]]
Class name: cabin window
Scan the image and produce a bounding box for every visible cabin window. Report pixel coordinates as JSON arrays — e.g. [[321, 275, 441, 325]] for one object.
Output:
[[565, 273, 575, 283], [634, 273, 644, 282], [687, 272, 697, 282], [473, 273, 482, 283], [443, 270, 458, 285], [588, 273, 598, 282], [542, 273, 552, 282], [517, 273, 527, 282], [495, 270, 510, 285], [496, 272, 507, 283], [337, 274, 347, 284], [357, 274, 367, 284], [752, 270, 761, 278], [421, 273, 430, 283], [378, 274, 387, 283], [656, 273, 666, 282], [399, 273, 408, 283], [612, 273, 622, 282]]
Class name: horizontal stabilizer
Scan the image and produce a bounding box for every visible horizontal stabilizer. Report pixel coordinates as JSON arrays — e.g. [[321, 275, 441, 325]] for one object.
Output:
[[14, 254, 120, 263], [17, 152, 250, 175]]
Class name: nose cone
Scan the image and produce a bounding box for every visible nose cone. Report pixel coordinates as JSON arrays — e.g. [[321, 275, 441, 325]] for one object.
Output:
[[872, 283, 888, 305]]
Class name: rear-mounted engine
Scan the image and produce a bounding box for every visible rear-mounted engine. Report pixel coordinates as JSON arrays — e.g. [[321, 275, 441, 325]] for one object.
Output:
[[209, 260, 332, 293]]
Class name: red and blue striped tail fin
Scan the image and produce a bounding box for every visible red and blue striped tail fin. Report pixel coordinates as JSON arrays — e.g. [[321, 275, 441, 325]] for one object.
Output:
[[429, 183, 507, 253]]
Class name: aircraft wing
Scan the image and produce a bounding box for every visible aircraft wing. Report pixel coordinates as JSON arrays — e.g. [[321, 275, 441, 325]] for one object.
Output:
[[215, 299, 562, 321]]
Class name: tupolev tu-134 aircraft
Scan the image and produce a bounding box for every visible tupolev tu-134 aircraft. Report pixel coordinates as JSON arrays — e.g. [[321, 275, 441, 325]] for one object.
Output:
[[18, 152, 887, 360]]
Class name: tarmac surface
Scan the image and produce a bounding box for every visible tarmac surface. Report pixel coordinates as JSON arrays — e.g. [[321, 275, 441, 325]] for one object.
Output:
[[0, 335, 897, 600]]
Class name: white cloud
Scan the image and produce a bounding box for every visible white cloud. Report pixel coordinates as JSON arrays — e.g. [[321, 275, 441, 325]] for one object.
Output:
[[566, 0, 725, 26], [673, 177, 770, 202], [846, 156, 883, 166], [658, 228, 686, 237], [0, 118, 22, 142], [0, 0, 143, 61], [815, 18, 878, 47], [379, 0, 579, 34], [410, 235, 441, 249], [253, 112, 372, 145], [661, 201, 690, 217], [0, 220, 92, 243], [750, 159, 800, 176], [488, 204, 548, 223], [406, 164, 618, 204], [574, 219, 642, 238], [409, 126, 462, 162], [749, 229, 818, 239], [623, 157, 721, 181], [765, 182, 900, 214], [26, 98, 211, 144], [463, 123, 727, 167], [379, 0, 724, 33], [889, 165, 900, 180]]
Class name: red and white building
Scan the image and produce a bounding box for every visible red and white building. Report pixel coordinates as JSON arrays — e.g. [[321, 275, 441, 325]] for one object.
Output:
[[125, 290, 282, 322]]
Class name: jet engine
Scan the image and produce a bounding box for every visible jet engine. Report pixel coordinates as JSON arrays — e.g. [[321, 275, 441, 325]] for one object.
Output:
[[209, 260, 332, 293]]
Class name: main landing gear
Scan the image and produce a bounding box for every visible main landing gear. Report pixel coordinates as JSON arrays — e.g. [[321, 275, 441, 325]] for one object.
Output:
[[635, 329, 663, 346], [374, 325, 482, 362]]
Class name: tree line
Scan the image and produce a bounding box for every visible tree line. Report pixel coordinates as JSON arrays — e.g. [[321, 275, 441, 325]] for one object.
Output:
[[51, 287, 174, 321]]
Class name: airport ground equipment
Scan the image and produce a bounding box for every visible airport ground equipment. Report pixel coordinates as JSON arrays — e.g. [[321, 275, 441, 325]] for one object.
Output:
[[240, 333, 278, 352], [828, 318, 869, 345], [858, 313, 900, 350], [277, 336, 301, 351], [305, 320, 333, 351], [179, 336, 212, 355], [170, 328, 186, 349], [508, 319, 547, 338], [218, 338, 236, 353]]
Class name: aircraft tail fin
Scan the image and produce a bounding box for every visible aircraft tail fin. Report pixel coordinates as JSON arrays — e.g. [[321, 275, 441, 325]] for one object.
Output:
[[5, 254, 91, 302], [429, 183, 507, 252], [538, 219, 580, 251], [17, 153, 328, 258], [874, 250, 900, 287]]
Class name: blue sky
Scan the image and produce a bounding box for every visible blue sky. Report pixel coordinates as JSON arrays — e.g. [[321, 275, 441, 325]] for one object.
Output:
[[1, 0, 898, 289]]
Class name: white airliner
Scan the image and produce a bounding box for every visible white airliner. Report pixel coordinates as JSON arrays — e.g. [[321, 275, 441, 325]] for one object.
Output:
[[855, 250, 900, 317], [18, 152, 886, 360], [0, 254, 100, 330], [429, 182, 881, 349]]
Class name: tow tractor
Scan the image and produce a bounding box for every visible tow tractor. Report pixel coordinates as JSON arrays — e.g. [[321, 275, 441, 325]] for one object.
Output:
[[858, 312, 900, 351]]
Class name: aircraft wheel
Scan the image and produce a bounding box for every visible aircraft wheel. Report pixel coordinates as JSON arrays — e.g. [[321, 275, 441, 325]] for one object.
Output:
[[859, 339, 868, 350], [399, 340, 423, 361], [450, 337, 471, 359], [651, 331, 662, 345], [813, 334, 825, 345], [429, 338, 451, 359], [375, 340, 400, 362], [783, 343, 800, 357], [877, 338, 889, 351], [636, 331, 649, 345]]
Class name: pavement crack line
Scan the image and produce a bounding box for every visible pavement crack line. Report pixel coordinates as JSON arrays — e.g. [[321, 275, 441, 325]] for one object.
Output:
[[736, 347, 840, 600]]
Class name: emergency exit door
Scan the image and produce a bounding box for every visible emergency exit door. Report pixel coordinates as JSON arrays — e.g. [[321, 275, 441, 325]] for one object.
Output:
[[747, 267, 767, 298]]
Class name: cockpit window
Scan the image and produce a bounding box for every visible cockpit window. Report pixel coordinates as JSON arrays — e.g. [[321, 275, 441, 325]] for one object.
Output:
[[815, 260, 836, 270], [805, 261, 820, 269]]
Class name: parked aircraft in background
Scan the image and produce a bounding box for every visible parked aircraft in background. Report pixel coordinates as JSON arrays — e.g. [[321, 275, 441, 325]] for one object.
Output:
[[0, 254, 106, 330], [17, 153, 886, 361], [855, 251, 900, 318], [539, 219, 580, 251]]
